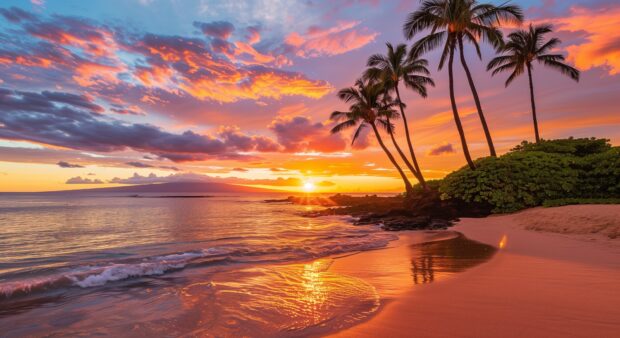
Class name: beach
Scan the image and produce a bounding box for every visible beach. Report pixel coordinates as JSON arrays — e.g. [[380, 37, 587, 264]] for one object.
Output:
[[329, 205, 620, 337]]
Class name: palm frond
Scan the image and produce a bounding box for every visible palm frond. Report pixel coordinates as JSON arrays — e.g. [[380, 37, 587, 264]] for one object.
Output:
[[541, 59, 580, 81], [331, 119, 358, 135], [487, 55, 514, 71], [351, 123, 367, 145]]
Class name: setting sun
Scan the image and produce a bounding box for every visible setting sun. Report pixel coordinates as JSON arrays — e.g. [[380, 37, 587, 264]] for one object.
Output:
[[303, 182, 316, 192]]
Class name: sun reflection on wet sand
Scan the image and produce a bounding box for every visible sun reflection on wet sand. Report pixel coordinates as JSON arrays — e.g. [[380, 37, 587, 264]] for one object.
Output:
[[499, 234, 508, 249], [300, 260, 329, 325], [173, 259, 381, 336]]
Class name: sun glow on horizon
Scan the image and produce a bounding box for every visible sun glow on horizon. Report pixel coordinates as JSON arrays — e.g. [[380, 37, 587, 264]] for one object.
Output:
[[303, 181, 316, 192]]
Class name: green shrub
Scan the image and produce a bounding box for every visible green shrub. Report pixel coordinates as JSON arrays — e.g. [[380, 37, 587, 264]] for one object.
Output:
[[440, 138, 619, 213], [511, 137, 611, 156], [576, 147, 620, 197]]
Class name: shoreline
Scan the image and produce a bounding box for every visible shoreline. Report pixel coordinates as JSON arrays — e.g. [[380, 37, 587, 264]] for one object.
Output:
[[328, 204, 620, 337]]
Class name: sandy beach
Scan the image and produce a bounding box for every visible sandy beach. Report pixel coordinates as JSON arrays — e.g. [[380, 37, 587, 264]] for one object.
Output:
[[328, 205, 620, 337]]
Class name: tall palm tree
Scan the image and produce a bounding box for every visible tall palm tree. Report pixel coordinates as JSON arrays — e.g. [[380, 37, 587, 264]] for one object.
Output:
[[330, 79, 415, 195], [379, 88, 428, 189], [403, 0, 523, 166], [487, 24, 579, 143], [364, 42, 434, 188]]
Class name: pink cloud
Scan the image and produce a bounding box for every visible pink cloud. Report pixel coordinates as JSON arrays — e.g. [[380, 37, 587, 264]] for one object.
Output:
[[284, 21, 378, 58], [268, 115, 346, 153], [545, 5, 620, 75]]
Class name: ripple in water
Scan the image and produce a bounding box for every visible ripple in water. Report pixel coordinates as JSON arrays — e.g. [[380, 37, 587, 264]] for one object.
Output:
[[125, 259, 381, 337]]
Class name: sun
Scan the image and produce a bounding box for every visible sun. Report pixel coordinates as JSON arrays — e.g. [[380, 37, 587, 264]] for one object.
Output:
[[303, 182, 316, 192]]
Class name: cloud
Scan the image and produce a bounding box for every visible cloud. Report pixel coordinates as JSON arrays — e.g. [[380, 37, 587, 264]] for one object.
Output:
[[193, 21, 235, 39], [0, 88, 278, 162], [57, 161, 84, 168], [127, 34, 331, 102], [159, 166, 179, 171], [66, 176, 103, 184], [109, 172, 304, 187], [244, 25, 261, 44], [547, 6, 620, 75], [316, 180, 336, 187], [0, 10, 332, 106], [0, 7, 36, 23], [126, 161, 154, 168], [232, 167, 248, 172], [110, 105, 145, 115], [217, 126, 281, 152], [428, 143, 456, 156], [268, 115, 346, 152], [283, 21, 378, 58]]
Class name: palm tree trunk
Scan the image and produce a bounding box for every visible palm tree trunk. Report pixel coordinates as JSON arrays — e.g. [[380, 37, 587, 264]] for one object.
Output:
[[386, 116, 426, 189], [457, 37, 496, 157], [394, 85, 427, 187], [527, 63, 540, 143], [370, 121, 414, 194], [448, 40, 476, 170]]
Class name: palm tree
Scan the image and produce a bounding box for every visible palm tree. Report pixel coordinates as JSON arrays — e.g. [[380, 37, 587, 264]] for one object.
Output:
[[330, 79, 415, 195], [403, 0, 523, 166], [364, 42, 435, 188], [487, 24, 579, 142], [379, 88, 427, 189]]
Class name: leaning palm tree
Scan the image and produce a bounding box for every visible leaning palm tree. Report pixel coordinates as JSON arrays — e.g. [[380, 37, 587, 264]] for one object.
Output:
[[331, 79, 415, 195], [364, 42, 434, 188], [379, 88, 428, 189], [487, 24, 579, 142], [404, 0, 523, 166]]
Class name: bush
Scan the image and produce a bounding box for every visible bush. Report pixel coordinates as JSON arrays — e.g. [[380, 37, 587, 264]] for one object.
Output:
[[577, 147, 620, 197], [511, 137, 611, 156], [440, 138, 620, 213]]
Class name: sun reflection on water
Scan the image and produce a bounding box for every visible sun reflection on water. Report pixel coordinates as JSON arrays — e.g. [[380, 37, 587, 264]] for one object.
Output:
[[177, 259, 380, 336]]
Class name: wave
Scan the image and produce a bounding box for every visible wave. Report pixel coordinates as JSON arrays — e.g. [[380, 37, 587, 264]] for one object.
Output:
[[0, 249, 220, 298], [0, 230, 397, 299]]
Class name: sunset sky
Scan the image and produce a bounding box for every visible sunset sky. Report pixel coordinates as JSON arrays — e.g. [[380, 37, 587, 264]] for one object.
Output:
[[0, 0, 619, 192]]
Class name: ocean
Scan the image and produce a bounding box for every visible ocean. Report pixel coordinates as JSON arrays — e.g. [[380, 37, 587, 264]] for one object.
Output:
[[0, 193, 398, 336]]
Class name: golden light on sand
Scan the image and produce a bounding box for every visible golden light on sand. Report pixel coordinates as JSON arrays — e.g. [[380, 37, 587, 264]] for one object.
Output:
[[498, 235, 508, 249]]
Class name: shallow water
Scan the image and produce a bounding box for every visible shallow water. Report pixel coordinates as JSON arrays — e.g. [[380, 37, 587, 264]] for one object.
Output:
[[0, 193, 396, 336], [0, 194, 499, 337]]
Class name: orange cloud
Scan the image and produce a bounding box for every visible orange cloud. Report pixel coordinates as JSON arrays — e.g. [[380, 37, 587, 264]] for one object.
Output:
[[73, 62, 123, 87], [133, 35, 331, 102], [285, 21, 378, 58], [550, 6, 620, 75]]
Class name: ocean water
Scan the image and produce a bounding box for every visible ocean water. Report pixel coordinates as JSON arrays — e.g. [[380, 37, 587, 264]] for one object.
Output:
[[0, 193, 398, 336]]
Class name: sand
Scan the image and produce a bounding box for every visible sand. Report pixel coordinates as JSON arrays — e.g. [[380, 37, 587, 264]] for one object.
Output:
[[328, 205, 620, 338]]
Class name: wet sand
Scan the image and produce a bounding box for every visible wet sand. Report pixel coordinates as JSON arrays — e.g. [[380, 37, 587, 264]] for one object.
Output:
[[329, 205, 620, 338]]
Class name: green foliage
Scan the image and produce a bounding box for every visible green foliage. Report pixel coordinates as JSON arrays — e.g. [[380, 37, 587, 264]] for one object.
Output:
[[440, 138, 620, 213], [511, 137, 611, 157], [576, 146, 620, 197], [543, 198, 620, 208], [411, 179, 442, 194]]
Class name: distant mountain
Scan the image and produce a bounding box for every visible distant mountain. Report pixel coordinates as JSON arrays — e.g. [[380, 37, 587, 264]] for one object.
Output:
[[5, 182, 281, 195]]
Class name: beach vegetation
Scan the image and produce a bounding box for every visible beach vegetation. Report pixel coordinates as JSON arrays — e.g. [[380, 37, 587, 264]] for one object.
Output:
[[440, 138, 620, 213]]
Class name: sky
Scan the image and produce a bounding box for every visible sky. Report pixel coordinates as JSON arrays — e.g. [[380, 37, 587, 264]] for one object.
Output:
[[0, 0, 618, 192]]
